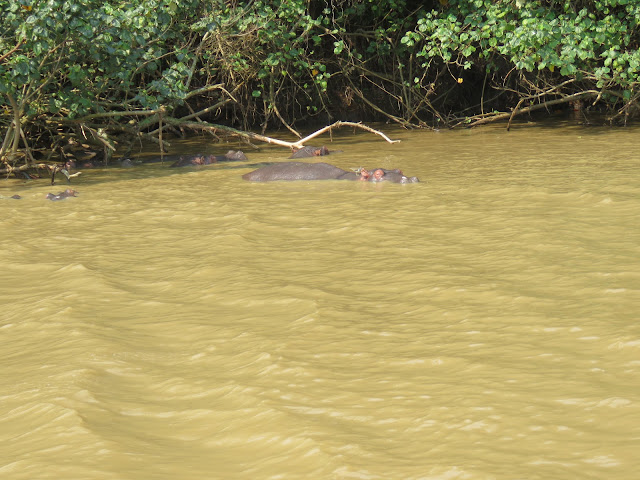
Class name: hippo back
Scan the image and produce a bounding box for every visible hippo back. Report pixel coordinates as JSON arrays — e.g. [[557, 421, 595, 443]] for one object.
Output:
[[223, 150, 248, 161], [376, 170, 420, 183], [242, 162, 350, 181]]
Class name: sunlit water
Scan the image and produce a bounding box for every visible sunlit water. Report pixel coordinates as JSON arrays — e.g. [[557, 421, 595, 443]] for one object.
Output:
[[1, 121, 639, 479]]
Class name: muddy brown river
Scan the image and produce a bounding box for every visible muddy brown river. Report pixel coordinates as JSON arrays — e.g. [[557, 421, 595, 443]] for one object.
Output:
[[1, 121, 639, 479]]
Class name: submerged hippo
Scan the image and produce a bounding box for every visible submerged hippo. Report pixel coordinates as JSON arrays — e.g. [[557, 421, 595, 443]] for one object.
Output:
[[242, 162, 419, 183], [289, 146, 333, 158], [63, 158, 105, 169], [46, 189, 78, 201], [169, 150, 248, 167]]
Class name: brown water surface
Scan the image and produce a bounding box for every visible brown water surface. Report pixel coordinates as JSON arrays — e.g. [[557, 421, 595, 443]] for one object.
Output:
[[1, 122, 639, 479]]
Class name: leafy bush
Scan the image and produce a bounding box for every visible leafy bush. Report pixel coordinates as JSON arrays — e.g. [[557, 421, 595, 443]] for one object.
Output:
[[1, 0, 639, 166], [402, 0, 640, 122]]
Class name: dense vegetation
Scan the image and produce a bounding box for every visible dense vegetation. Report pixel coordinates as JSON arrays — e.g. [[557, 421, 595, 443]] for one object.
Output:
[[1, 0, 639, 167]]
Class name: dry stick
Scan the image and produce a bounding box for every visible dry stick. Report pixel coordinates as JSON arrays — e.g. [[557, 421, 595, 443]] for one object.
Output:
[[181, 121, 295, 148], [185, 103, 205, 123], [180, 120, 399, 150], [506, 97, 526, 131], [184, 103, 221, 140], [272, 102, 301, 139], [467, 91, 600, 128], [0, 162, 49, 176], [296, 121, 400, 146]]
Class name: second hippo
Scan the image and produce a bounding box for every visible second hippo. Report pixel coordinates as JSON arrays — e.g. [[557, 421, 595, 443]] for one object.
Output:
[[289, 146, 332, 158], [169, 150, 248, 167], [46, 189, 78, 201]]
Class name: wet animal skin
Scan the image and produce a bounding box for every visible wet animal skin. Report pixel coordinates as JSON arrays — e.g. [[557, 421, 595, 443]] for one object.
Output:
[[242, 162, 419, 183], [46, 189, 78, 201], [289, 146, 331, 158], [169, 151, 248, 167]]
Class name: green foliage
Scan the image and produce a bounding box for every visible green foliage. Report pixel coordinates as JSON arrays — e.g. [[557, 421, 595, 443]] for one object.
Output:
[[1, 0, 639, 165], [195, 0, 331, 115], [403, 0, 640, 89], [1, 0, 200, 118]]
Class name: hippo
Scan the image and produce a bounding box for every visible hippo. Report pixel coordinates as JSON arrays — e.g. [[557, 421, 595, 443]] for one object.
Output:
[[119, 158, 136, 168], [46, 189, 78, 201], [169, 150, 248, 167], [242, 162, 419, 183], [289, 146, 332, 158], [221, 150, 249, 161], [169, 154, 217, 167]]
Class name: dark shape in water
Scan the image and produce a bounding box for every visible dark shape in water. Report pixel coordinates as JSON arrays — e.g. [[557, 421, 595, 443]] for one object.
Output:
[[119, 158, 135, 168], [242, 162, 419, 183], [169, 150, 248, 168], [46, 189, 78, 201], [289, 146, 332, 158]]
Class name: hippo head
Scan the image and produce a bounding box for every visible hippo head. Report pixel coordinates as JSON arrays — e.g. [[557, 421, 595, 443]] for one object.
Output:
[[196, 154, 219, 165], [359, 168, 420, 184], [314, 146, 330, 156]]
